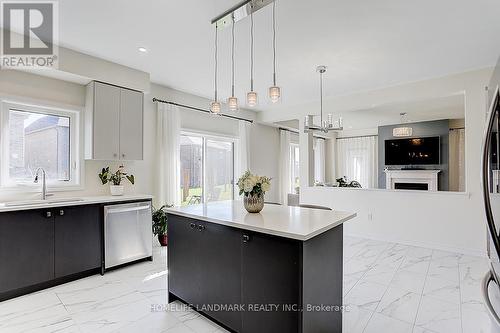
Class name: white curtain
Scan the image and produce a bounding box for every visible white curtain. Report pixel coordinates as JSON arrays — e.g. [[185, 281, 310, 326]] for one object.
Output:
[[279, 130, 291, 204], [156, 103, 181, 206], [313, 138, 326, 183], [336, 136, 378, 188], [449, 129, 466, 192], [237, 120, 251, 177]]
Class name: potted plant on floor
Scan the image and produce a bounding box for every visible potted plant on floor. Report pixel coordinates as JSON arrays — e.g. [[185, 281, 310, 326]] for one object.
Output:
[[152, 205, 172, 246], [98, 165, 135, 196]]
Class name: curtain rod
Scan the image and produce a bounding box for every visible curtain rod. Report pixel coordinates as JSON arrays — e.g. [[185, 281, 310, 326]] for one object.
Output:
[[152, 98, 253, 123], [336, 134, 378, 140]]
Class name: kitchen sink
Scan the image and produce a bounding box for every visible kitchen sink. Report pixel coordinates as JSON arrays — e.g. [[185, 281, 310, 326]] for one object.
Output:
[[1, 198, 84, 207]]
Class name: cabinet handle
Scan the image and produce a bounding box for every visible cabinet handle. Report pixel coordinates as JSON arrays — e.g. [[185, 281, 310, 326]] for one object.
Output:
[[45, 211, 52, 218], [113, 153, 118, 158], [59, 209, 65, 216], [197, 224, 205, 232], [122, 154, 126, 158], [190, 223, 196, 229], [242, 234, 250, 243]]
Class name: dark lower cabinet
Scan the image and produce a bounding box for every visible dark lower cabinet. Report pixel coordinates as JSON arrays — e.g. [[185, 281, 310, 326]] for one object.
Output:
[[168, 216, 242, 331], [241, 232, 300, 333], [0, 204, 103, 300], [200, 221, 242, 331], [55, 205, 101, 277], [168, 216, 203, 306], [0, 209, 55, 294]]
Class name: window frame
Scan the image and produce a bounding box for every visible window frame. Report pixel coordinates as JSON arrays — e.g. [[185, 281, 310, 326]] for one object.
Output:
[[0, 100, 82, 191], [180, 130, 236, 205]]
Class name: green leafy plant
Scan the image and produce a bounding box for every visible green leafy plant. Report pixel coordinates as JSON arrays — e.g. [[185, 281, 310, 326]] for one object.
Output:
[[98, 165, 135, 186], [237, 171, 271, 197], [152, 205, 172, 236]]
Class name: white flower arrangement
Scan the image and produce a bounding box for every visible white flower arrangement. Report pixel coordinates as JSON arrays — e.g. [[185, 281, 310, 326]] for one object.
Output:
[[237, 171, 271, 197]]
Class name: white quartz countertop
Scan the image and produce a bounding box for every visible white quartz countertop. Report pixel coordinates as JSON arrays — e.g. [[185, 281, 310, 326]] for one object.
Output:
[[166, 200, 356, 241], [0, 194, 153, 213]]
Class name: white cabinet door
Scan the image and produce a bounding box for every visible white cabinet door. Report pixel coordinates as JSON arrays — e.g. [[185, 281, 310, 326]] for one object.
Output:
[[119, 88, 143, 160], [93, 82, 120, 160]]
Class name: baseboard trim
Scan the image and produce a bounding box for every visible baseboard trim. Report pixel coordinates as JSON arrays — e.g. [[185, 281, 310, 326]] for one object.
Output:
[[345, 232, 488, 258]]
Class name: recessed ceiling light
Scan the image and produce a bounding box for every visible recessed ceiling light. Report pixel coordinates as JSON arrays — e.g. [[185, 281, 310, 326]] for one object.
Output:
[[138, 47, 148, 53]]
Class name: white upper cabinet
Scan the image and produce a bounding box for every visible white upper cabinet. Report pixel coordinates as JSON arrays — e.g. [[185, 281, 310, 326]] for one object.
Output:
[[119, 88, 144, 160], [85, 81, 144, 160]]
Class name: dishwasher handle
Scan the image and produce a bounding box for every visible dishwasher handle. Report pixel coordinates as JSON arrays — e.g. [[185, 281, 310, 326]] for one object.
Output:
[[106, 204, 151, 215]]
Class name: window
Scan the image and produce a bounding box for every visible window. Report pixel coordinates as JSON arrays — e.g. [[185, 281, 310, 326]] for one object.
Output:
[[336, 136, 378, 188], [180, 132, 234, 205], [290, 143, 300, 193], [0, 102, 80, 188]]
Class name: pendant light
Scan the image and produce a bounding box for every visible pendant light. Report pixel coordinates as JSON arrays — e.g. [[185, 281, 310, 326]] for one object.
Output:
[[393, 112, 413, 137], [268, 0, 281, 103], [227, 15, 239, 111], [304, 66, 343, 133], [210, 24, 221, 114], [246, 2, 258, 107]]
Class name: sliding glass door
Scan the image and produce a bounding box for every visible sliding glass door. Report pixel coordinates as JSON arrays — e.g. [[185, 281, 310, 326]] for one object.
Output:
[[180, 133, 234, 206]]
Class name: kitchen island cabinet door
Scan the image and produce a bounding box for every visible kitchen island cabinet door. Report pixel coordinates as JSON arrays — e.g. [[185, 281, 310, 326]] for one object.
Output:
[[55, 205, 101, 278], [168, 215, 203, 307], [199, 221, 242, 332], [0, 210, 55, 294], [241, 232, 301, 333]]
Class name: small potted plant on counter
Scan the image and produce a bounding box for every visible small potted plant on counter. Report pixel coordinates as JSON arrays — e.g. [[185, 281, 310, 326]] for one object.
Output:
[[237, 171, 271, 213], [152, 205, 172, 246], [98, 165, 135, 196]]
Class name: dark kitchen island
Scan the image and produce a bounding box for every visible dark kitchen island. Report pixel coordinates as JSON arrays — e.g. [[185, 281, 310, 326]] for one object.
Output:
[[166, 200, 356, 333]]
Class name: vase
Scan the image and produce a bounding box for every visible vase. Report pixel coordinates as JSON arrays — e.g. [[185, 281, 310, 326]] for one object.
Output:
[[158, 234, 168, 246], [243, 194, 264, 213], [110, 185, 124, 196]]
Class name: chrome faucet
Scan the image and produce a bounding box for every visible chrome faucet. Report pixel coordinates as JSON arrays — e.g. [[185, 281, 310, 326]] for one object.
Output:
[[33, 168, 48, 200]]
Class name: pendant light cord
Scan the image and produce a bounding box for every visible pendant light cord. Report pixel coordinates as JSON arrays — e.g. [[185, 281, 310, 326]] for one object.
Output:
[[231, 15, 235, 96], [320, 70, 323, 124], [250, 4, 254, 91], [214, 24, 218, 101], [272, 0, 277, 86]]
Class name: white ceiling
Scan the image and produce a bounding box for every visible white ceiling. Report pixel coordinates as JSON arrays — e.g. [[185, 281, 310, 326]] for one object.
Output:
[[56, 0, 500, 113]]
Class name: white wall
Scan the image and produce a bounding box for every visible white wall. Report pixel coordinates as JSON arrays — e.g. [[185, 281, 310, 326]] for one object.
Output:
[[0, 70, 282, 206], [249, 124, 280, 203], [299, 68, 492, 256]]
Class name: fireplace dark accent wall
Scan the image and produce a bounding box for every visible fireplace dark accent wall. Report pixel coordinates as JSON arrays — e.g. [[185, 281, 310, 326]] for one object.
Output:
[[378, 119, 450, 191], [394, 183, 429, 191]]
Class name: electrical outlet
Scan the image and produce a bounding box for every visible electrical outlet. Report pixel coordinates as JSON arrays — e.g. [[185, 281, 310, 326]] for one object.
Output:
[[367, 212, 373, 221]]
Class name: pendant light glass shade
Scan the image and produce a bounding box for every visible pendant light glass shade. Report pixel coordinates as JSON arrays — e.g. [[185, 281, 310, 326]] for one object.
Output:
[[247, 91, 258, 107], [227, 96, 239, 111], [269, 86, 281, 103], [210, 101, 221, 114]]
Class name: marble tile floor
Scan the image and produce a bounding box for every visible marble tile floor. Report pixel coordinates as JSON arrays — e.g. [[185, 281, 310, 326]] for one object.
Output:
[[0, 237, 492, 333]]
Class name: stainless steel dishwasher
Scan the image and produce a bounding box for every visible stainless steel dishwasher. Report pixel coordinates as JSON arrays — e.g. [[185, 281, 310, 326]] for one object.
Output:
[[104, 201, 152, 270]]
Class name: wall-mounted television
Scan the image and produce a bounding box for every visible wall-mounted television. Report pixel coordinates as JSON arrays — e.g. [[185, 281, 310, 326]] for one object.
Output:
[[385, 136, 440, 165]]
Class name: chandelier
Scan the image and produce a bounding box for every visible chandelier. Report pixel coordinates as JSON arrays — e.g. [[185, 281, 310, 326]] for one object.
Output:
[[304, 66, 343, 133]]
